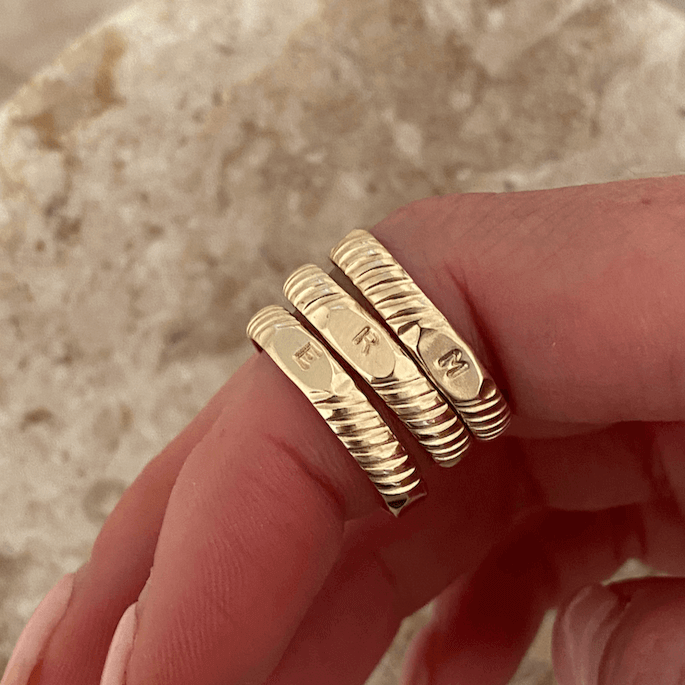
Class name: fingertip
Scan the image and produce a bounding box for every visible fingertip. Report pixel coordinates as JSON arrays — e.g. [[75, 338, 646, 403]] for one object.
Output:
[[100, 603, 137, 685], [552, 584, 625, 685], [553, 578, 685, 685], [0, 573, 74, 685]]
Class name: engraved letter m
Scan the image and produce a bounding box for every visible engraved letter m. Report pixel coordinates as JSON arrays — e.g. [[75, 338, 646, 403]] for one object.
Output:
[[437, 348, 469, 378]]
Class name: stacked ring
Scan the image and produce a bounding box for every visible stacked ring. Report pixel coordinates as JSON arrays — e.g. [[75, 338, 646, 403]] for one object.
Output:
[[247, 228, 511, 515], [330, 230, 511, 441]]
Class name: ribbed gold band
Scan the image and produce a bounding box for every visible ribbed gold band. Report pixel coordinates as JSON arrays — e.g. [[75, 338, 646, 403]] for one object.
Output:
[[330, 229, 511, 441]]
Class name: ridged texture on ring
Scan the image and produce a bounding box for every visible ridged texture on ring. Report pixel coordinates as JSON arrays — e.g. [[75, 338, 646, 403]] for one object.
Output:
[[452, 380, 511, 439], [247, 305, 425, 514], [284, 265, 471, 466], [331, 230, 511, 440]]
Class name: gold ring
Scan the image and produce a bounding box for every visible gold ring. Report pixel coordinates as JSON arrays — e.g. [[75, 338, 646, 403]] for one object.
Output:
[[284, 265, 471, 467], [330, 229, 511, 440], [246, 305, 426, 515]]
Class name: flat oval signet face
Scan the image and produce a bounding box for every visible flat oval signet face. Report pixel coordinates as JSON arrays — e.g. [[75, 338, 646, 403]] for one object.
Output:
[[417, 329, 482, 400], [280, 327, 333, 390], [327, 307, 395, 380]]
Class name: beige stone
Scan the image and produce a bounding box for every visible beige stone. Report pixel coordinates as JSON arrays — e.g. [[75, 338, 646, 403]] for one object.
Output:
[[0, 0, 131, 102], [0, 0, 683, 682]]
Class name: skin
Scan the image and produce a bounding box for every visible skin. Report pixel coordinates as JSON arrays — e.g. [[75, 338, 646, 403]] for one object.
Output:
[[14, 175, 685, 685]]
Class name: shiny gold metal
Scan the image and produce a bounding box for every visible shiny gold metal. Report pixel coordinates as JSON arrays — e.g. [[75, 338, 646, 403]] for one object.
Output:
[[284, 265, 471, 467], [330, 229, 511, 440], [247, 305, 425, 515]]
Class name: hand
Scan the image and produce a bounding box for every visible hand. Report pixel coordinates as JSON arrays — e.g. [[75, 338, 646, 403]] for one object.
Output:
[[3, 176, 685, 685]]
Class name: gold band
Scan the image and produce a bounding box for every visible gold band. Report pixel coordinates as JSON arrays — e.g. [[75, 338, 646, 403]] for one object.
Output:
[[330, 229, 511, 440], [284, 265, 471, 467], [246, 305, 426, 515]]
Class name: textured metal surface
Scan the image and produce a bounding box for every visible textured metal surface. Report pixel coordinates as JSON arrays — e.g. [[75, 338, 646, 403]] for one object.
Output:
[[331, 230, 511, 440], [284, 264, 471, 467], [247, 305, 425, 515]]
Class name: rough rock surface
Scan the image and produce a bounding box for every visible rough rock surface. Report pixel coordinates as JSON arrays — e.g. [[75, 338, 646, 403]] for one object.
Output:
[[0, 0, 680, 682]]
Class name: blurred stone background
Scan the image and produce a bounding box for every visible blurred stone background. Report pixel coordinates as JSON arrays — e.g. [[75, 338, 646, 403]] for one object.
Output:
[[0, 0, 131, 102], [1, 0, 684, 683]]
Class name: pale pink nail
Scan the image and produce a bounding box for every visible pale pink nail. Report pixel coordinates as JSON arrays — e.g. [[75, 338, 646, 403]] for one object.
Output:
[[100, 603, 137, 685], [1, 573, 75, 685], [553, 584, 626, 685]]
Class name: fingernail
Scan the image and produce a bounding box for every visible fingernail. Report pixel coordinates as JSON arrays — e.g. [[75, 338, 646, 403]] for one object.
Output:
[[1, 573, 75, 685], [554, 584, 626, 685], [100, 603, 138, 685]]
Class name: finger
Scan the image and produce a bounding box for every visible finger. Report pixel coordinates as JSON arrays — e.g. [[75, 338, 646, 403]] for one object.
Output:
[[264, 422, 684, 685], [263, 526, 407, 685], [521, 421, 656, 511], [264, 435, 525, 685], [23, 371, 250, 684], [35, 353, 383, 685], [55, 402, 682, 682], [269, 505, 640, 685], [373, 175, 685, 424], [400, 508, 641, 685], [406, 490, 685, 685], [118, 352, 382, 685], [553, 577, 685, 685]]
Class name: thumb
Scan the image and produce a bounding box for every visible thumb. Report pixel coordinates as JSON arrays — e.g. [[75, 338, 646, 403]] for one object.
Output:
[[552, 577, 685, 685]]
